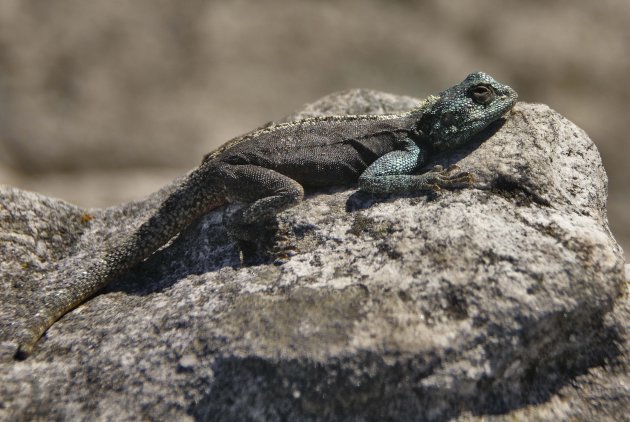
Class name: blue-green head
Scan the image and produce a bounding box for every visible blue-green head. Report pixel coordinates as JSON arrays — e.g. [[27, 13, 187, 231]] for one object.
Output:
[[419, 72, 517, 151]]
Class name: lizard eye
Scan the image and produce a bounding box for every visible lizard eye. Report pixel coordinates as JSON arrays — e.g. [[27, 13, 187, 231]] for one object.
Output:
[[468, 84, 495, 105]]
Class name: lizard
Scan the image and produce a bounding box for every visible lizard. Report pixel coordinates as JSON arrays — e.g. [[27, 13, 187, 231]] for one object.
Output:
[[6, 72, 517, 359]]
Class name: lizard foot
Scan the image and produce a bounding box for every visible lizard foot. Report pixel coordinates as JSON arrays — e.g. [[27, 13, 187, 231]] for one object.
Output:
[[227, 214, 297, 265], [420, 166, 474, 191], [269, 223, 299, 265]]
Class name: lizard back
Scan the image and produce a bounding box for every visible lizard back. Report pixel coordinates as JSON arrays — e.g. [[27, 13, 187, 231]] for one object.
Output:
[[202, 97, 436, 163]]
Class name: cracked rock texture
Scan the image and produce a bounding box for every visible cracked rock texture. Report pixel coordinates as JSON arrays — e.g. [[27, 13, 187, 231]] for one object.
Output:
[[0, 92, 627, 421]]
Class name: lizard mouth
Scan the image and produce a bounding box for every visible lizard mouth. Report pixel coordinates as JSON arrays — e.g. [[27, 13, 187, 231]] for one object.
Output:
[[485, 90, 518, 122], [501, 89, 518, 106]]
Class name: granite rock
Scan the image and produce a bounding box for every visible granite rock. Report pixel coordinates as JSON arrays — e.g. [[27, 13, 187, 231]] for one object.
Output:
[[0, 92, 626, 421]]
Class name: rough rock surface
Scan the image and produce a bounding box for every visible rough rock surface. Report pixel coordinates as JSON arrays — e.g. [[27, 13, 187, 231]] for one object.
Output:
[[0, 92, 626, 421]]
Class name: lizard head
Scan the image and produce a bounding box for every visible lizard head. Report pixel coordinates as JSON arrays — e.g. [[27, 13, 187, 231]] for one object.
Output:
[[420, 72, 517, 151]]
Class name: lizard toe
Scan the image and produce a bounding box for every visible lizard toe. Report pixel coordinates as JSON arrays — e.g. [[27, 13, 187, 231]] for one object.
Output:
[[446, 164, 460, 173]]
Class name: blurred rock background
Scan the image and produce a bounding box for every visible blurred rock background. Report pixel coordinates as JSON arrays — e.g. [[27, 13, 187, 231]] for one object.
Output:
[[0, 0, 627, 258]]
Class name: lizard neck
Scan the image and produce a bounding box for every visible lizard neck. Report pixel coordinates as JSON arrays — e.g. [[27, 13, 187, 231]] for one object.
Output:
[[401, 94, 439, 144], [405, 94, 439, 118]]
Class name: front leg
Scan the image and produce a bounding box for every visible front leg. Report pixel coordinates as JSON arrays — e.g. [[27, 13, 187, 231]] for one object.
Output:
[[358, 138, 472, 194]]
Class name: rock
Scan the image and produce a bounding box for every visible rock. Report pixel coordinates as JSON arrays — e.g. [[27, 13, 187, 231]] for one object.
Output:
[[0, 92, 626, 421]]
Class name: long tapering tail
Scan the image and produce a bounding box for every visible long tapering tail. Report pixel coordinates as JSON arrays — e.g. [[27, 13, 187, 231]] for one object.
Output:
[[13, 161, 227, 359]]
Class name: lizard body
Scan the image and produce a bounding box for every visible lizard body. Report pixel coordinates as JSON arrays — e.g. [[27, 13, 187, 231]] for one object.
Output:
[[8, 72, 517, 358]]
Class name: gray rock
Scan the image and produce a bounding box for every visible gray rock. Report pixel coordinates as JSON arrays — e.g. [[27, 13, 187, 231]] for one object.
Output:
[[0, 92, 626, 421]]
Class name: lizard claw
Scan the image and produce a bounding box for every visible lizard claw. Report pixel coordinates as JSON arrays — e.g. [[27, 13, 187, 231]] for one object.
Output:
[[227, 215, 298, 265], [446, 164, 460, 174], [270, 223, 299, 264], [422, 167, 474, 190]]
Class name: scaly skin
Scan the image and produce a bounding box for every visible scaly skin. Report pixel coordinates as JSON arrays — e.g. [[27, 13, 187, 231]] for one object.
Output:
[[7, 72, 517, 358]]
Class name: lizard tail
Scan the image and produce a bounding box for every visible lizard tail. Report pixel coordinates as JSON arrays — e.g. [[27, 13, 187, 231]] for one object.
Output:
[[14, 162, 227, 359]]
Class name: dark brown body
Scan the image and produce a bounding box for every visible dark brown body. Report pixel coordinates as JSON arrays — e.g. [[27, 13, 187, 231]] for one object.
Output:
[[208, 112, 423, 187]]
